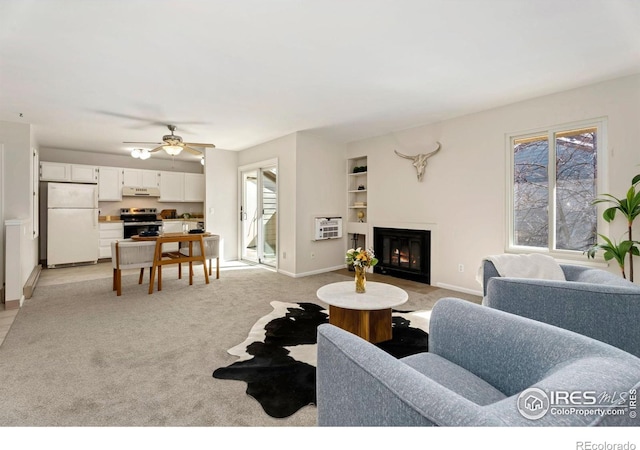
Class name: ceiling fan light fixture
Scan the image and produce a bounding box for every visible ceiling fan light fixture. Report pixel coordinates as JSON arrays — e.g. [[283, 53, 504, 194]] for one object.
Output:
[[139, 149, 151, 160], [163, 144, 183, 156], [131, 148, 142, 158]]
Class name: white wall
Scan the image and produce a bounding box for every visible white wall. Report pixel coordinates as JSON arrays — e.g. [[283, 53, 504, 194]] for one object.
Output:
[[0, 143, 3, 298], [347, 74, 640, 293], [237, 132, 347, 277], [97, 198, 204, 217], [238, 133, 297, 274], [0, 121, 39, 297], [295, 132, 346, 275], [204, 147, 238, 261]]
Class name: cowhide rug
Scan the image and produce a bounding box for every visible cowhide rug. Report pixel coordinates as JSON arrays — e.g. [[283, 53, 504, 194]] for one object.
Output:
[[212, 301, 430, 418]]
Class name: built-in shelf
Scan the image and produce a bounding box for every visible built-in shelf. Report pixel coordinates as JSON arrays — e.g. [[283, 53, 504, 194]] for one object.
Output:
[[347, 156, 368, 260], [347, 222, 368, 235]]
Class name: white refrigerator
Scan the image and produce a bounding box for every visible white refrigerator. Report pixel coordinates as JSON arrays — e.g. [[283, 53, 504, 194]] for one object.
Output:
[[47, 182, 99, 267]]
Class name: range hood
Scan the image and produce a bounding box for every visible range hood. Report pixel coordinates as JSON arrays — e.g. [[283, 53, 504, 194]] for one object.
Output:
[[122, 186, 160, 197]]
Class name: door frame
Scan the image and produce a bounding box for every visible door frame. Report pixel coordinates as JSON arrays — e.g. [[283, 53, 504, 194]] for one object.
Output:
[[238, 158, 278, 269]]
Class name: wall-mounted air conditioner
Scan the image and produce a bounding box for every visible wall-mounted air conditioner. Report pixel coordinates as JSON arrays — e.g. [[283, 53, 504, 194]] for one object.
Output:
[[314, 217, 343, 241]]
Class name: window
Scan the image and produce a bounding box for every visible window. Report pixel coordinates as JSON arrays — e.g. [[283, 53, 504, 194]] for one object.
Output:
[[507, 119, 606, 255]]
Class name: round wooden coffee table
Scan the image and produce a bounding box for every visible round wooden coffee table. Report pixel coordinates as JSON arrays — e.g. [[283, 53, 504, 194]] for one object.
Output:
[[316, 281, 408, 343]]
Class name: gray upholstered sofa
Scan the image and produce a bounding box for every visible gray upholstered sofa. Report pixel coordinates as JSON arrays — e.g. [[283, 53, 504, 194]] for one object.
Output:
[[482, 259, 640, 357], [316, 298, 640, 426]]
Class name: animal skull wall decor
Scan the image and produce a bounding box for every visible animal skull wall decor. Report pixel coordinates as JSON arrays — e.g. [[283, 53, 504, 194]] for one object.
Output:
[[394, 141, 441, 182]]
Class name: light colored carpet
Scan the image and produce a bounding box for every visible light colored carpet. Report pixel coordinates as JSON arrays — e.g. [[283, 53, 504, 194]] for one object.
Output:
[[0, 262, 480, 426]]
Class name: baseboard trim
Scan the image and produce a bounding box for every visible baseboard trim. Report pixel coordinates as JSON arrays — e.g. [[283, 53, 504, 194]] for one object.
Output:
[[435, 282, 483, 297], [5, 297, 22, 310], [24, 264, 42, 299], [279, 265, 346, 278]]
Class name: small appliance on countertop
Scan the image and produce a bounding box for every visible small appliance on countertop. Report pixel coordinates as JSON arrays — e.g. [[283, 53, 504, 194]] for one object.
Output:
[[160, 209, 177, 219]]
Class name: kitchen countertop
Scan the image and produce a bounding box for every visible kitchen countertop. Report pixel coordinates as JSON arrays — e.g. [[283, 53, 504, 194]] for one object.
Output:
[[98, 216, 202, 223]]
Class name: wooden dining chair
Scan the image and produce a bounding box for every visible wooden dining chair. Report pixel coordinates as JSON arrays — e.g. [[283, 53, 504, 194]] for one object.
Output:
[[111, 239, 157, 296], [179, 234, 220, 279]]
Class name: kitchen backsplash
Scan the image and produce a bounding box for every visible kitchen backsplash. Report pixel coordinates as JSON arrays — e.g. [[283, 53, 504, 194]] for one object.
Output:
[[99, 197, 204, 218]]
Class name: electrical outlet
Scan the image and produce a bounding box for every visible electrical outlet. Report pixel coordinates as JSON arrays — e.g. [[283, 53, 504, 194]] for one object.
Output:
[[282, 252, 286, 259], [458, 264, 464, 273]]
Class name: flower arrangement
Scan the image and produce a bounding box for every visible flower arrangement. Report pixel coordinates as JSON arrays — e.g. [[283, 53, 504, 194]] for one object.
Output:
[[346, 247, 378, 268]]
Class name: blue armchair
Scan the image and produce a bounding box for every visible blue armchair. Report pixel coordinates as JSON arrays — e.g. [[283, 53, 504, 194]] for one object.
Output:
[[481, 259, 640, 357], [317, 297, 640, 426]]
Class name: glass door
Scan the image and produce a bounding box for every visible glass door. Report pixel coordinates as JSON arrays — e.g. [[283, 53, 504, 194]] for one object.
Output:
[[241, 170, 259, 263], [240, 164, 277, 267], [260, 167, 277, 267]]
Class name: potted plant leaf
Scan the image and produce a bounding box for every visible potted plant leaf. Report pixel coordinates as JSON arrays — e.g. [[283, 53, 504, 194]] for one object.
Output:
[[588, 175, 640, 281], [587, 234, 639, 279]]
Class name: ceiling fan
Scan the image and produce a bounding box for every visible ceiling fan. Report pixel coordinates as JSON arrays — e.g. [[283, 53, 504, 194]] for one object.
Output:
[[124, 124, 215, 157]]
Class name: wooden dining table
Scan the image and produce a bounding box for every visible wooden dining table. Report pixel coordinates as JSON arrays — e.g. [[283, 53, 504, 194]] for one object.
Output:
[[131, 232, 210, 294]]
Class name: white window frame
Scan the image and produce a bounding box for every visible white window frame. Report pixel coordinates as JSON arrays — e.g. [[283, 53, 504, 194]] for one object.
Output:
[[506, 117, 608, 261]]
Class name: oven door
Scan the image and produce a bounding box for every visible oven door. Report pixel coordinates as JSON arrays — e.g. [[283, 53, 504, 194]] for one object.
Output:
[[123, 223, 162, 239]]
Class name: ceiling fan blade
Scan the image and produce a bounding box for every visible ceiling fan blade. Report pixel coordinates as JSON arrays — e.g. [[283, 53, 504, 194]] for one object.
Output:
[[93, 111, 208, 130], [183, 145, 203, 155], [183, 142, 216, 148], [149, 146, 165, 153], [95, 111, 161, 123], [123, 141, 164, 145]]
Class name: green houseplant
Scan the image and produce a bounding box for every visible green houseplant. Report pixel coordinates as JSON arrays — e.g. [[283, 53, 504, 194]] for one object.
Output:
[[586, 234, 638, 280], [587, 175, 640, 281]]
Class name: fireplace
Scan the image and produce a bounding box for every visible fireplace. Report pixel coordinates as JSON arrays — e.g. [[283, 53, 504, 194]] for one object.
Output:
[[373, 227, 431, 284]]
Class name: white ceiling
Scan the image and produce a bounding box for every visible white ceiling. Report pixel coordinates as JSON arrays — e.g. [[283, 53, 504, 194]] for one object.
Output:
[[1, 0, 639, 162]]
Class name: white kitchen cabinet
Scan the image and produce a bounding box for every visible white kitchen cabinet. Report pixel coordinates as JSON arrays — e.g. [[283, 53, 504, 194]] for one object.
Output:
[[158, 171, 204, 202], [98, 166, 122, 201], [40, 162, 97, 183], [99, 222, 124, 259], [123, 169, 160, 188], [40, 162, 71, 181], [159, 171, 185, 202], [184, 173, 205, 202], [71, 164, 98, 183], [142, 170, 160, 187]]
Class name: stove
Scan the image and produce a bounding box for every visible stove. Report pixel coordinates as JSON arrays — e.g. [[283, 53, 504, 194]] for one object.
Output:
[[120, 208, 163, 238]]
